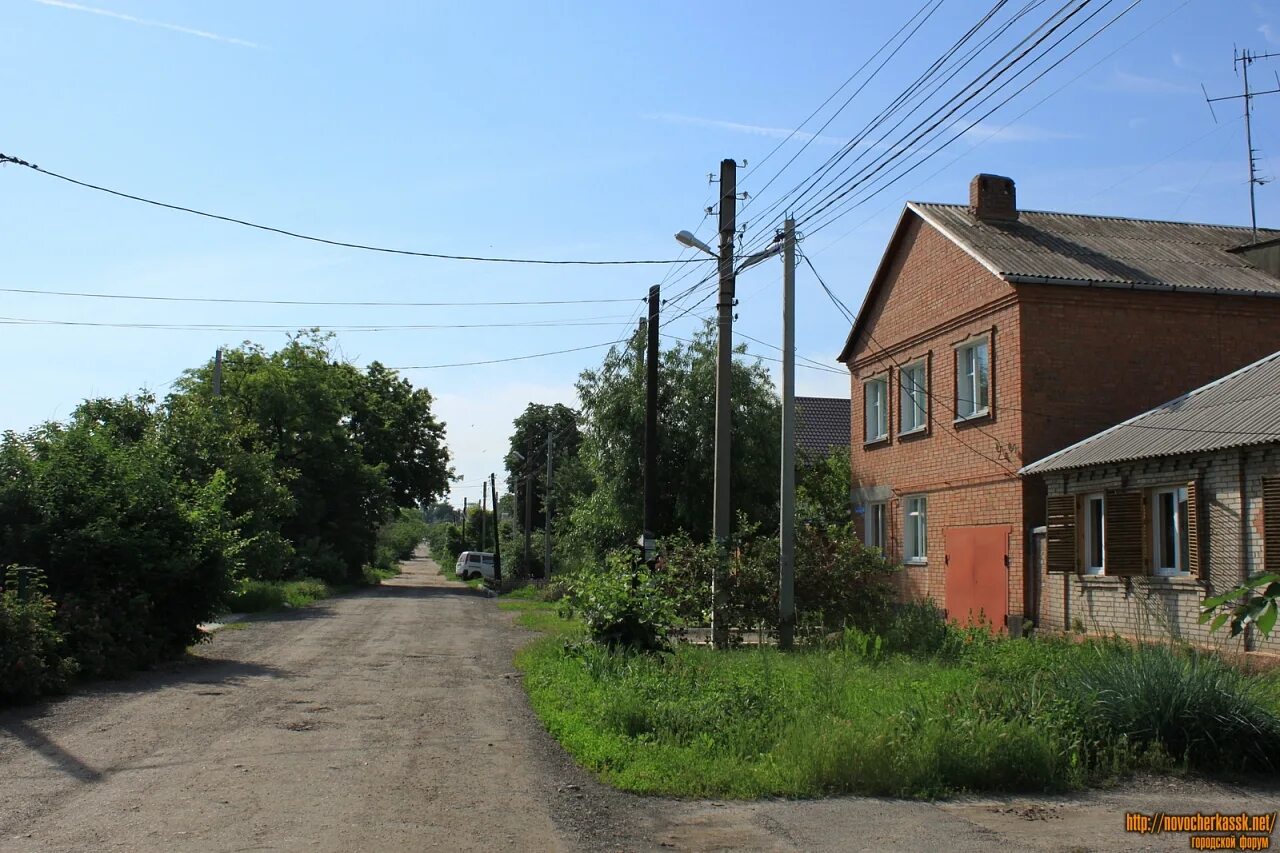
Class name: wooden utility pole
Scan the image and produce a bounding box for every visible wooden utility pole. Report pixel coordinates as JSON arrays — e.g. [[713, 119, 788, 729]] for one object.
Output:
[[524, 437, 534, 576], [462, 497, 468, 542], [480, 480, 488, 551], [643, 284, 660, 567], [544, 432, 554, 578], [712, 158, 737, 648], [778, 218, 797, 650], [490, 472, 502, 580]]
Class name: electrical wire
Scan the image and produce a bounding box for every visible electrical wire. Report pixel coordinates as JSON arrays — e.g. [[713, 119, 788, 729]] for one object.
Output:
[[0, 153, 702, 266], [386, 341, 619, 370], [0, 314, 633, 332], [0, 286, 645, 308]]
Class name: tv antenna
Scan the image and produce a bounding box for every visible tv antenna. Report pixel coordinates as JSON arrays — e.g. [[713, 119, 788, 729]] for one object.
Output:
[[1203, 47, 1280, 243]]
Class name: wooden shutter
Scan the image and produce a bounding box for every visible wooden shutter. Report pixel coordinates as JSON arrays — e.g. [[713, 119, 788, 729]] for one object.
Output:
[[1187, 480, 1206, 581], [1104, 490, 1146, 576], [1264, 476, 1280, 574], [1045, 495, 1077, 573]]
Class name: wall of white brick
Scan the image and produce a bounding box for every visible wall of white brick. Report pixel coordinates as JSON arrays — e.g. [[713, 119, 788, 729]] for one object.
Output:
[[1037, 445, 1280, 656]]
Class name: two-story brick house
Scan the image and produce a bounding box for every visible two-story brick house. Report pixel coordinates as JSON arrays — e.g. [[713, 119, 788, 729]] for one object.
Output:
[[837, 174, 1280, 631]]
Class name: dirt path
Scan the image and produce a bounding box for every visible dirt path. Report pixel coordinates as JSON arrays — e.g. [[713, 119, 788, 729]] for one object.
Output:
[[2, 552, 1276, 852]]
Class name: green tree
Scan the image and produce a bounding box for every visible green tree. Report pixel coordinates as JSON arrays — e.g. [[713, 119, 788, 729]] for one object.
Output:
[[505, 403, 581, 532], [796, 446, 853, 527], [563, 321, 781, 562]]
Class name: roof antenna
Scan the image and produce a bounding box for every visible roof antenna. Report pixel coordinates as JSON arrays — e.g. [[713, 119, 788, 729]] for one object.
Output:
[[1203, 47, 1280, 243]]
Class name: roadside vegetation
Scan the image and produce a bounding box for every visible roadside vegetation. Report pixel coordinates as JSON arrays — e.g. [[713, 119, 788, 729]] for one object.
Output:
[[0, 332, 448, 705], [507, 587, 1280, 799]]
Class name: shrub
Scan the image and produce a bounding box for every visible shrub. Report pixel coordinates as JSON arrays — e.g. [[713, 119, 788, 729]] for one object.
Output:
[[0, 567, 77, 704], [559, 552, 679, 652], [227, 577, 332, 612]]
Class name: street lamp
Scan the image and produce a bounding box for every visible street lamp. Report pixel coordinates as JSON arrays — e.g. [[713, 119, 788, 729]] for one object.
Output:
[[675, 230, 717, 257]]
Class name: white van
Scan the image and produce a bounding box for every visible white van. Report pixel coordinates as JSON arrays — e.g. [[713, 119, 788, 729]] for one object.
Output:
[[455, 551, 497, 581]]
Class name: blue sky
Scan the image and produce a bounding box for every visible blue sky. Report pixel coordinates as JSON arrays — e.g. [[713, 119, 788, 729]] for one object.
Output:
[[3, 0, 1278, 505]]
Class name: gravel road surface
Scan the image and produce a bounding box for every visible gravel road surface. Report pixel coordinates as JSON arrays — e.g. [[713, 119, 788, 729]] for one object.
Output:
[[2, 552, 1276, 852]]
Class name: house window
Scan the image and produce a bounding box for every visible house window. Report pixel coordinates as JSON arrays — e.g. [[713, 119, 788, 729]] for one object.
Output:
[[904, 496, 927, 564], [899, 360, 928, 434], [1082, 493, 1105, 575], [1152, 485, 1189, 576], [865, 502, 887, 550], [955, 338, 990, 419], [864, 376, 888, 443]]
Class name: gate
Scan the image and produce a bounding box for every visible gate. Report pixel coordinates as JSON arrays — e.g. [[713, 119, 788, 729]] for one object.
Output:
[[944, 525, 1010, 632]]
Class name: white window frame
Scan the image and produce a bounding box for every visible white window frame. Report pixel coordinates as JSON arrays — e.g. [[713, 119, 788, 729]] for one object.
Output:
[[1082, 493, 1105, 576], [864, 375, 889, 443], [865, 502, 887, 550], [1151, 485, 1189, 576], [955, 337, 990, 420], [903, 496, 927, 565], [899, 359, 928, 435]]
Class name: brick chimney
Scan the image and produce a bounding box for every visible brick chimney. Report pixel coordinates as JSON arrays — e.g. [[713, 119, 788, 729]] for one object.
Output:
[[969, 174, 1018, 222]]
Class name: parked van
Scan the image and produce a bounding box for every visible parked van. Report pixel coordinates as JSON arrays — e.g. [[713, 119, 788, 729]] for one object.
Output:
[[454, 551, 497, 581]]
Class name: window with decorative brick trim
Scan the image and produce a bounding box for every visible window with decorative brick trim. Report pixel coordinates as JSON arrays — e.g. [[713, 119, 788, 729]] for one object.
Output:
[[864, 501, 887, 550], [864, 375, 889, 443], [899, 358, 928, 435], [1151, 485, 1190, 576], [1082, 493, 1105, 575], [954, 336, 990, 420], [903, 496, 927, 564]]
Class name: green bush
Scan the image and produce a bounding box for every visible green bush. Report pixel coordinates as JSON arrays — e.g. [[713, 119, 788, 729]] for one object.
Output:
[[0, 567, 77, 705], [559, 552, 679, 652]]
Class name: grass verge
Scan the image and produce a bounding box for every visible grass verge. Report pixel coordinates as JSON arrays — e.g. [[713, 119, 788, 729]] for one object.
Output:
[[505, 596, 1280, 799]]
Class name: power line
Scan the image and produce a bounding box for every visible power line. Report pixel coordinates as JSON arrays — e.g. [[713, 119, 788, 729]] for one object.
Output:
[[0, 286, 644, 308], [0, 315, 632, 332], [0, 152, 701, 266], [387, 341, 618, 370]]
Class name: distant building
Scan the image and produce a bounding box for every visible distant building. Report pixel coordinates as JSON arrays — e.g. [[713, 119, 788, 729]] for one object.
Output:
[[837, 173, 1280, 633], [1022, 349, 1280, 655]]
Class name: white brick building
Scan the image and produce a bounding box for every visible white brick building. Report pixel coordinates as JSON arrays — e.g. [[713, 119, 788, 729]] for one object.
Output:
[[1021, 351, 1280, 657]]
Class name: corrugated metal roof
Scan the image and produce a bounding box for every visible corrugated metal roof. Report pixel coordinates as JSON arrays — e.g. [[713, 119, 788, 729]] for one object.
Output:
[[795, 396, 850, 458], [912, 203, 1280, 296], [1021, 350, 1280, 475]]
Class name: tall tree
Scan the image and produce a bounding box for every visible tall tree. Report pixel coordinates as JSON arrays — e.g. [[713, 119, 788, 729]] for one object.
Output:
[[505, 403, 582, 532]]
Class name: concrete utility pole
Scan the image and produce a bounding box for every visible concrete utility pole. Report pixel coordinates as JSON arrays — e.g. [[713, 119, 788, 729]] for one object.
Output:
[[643, 284, 660, 567], [461, 497, 467, 542], [712, 158, 737, 648], [524, 437, 534, 576], [213, 348, 223, 397], [544, 432, 554, 578], [481, 480, 488, 551], [491, 472, 502, 581], [778, 218, 797, 650]]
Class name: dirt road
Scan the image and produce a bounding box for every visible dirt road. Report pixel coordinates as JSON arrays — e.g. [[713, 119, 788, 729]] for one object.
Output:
[[2, 553, 1276, 852]]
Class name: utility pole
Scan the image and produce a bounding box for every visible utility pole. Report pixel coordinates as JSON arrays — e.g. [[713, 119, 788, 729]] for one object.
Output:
[[643, 284, 660, 568], [544, 432, 554, 578], [778, 218, 797, 650], [711, 157, 737, 648], [213, 348, 223, 397], [481, 480, 488, 552], [524, 437, 533, 576], [1204, 48, 1280, 242], [461, 497, 468, 542], [491, 472, 502, 581]]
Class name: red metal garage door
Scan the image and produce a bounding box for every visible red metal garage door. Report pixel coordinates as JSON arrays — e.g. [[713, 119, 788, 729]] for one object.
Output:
[[944, 525, 1010, 632]]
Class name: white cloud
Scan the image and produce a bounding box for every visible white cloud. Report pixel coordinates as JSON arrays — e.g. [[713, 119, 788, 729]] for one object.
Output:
[[30, 0, 261, 48], [646, 113, 849, 147], [959, 120, 1079, 144], [1261, 23, 1280, 45], [1099, 69, 1197, 95], [1171, 52, 1193, 70]]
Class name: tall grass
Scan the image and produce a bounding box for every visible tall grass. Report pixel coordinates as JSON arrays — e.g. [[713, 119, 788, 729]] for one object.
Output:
[[226, 578, 332, 612], [510, 597, 1280, 799]]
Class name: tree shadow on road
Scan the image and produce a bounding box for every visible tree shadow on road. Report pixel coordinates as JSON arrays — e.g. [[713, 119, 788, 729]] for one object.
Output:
[[356, 583, 489, 601]]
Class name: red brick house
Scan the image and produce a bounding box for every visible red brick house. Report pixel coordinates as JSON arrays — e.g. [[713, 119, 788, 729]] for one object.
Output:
[[837, 174, 1280, 631]]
